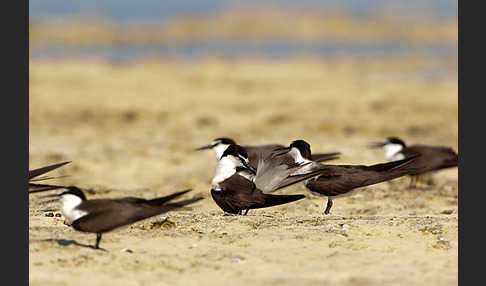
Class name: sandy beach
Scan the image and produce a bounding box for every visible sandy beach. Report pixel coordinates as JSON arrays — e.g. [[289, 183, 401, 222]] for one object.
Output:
[[29, 57, 458, 285]]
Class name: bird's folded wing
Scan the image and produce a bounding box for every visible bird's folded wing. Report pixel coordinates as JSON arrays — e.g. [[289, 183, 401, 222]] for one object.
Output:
[[254, 151, 315, 193], [72, 197, 202, 233]]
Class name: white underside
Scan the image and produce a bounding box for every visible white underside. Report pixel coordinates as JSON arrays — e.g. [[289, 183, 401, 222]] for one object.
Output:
[[384, 144, 405, 161], [60, 194, 88, 223], [211, 156, 240, 187]]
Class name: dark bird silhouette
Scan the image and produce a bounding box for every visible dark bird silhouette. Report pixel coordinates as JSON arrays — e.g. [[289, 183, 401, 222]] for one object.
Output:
[[370, 137, 458, 188], [196, 137, 340, 169], [210, 144, 323, 215], [273, 140, 421, 214], [40, 186, 203, 249], [29, 161, 71, 193]]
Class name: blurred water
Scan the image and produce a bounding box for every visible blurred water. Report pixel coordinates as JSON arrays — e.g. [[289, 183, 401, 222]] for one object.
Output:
[[29, 0, 457, 22], [29, 0, 457, 62], [30, 40, 457, 62]]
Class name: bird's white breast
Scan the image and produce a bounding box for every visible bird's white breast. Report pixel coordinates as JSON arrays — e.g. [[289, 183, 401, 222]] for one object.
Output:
[[384, 144, 405, 161], [60, 194, 88, 223], [211, 156, 239, 187]]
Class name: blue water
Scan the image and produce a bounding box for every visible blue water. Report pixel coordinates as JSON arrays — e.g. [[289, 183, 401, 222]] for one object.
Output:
[[29, 0, 457, 62], [29, 0, 457, 22], [30, 40, 457, 62]]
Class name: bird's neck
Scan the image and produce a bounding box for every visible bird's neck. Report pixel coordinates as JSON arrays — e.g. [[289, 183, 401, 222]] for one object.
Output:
[[212, 144, 230, 160], [289, 147, 310, 163], [212, 156, 238, 186], [384, 144, 404, 161], [60, 194, 88, 222]]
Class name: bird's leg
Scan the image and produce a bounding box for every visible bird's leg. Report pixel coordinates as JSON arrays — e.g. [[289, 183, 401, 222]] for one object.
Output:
[[94, 233, 102, 249], [243, 209, 249, 216], [324, 198, 333, 215], [238, 210, 242, 215], [413, 175, 432, 189], [409, 176, 417, 189], [422, 174, 435, 187]]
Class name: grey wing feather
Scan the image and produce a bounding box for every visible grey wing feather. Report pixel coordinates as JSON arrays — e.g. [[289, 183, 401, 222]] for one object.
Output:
[[254, 151, 314, 194]]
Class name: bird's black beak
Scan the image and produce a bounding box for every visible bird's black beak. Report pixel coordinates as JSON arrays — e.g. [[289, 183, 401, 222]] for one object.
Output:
[[369, 141, 387, 148], [195, 144, 214, 151]]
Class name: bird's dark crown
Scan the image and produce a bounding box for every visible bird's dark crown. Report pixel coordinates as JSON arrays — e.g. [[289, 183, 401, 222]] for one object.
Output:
[[290, 140, 312, 159], [214, 137, 236, 145], [386, 137, 406, 147], [221, 144, 248, 159], [61, 186, 87, 200]]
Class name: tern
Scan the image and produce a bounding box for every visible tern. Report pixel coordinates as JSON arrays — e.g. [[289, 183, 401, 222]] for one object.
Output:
[[273, 140, 421, 214], [40, 186, 203, 249], [210, 144, 325, 215], [196, 137, 340, 169], [370, 137, 458, 187], [29, 161, 71, 193]]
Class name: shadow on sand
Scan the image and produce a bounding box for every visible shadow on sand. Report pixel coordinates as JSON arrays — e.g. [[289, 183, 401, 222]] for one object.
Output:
[[34, 239, 107, 251]]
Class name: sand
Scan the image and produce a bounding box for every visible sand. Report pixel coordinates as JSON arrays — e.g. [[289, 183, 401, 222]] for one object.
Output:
[[29, 57, 458, 285]]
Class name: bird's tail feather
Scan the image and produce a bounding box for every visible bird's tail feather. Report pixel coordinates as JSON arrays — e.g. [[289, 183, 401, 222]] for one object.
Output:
[[29, 161, 71, 180], [275, 169, 326, 191], [29, 183, 67, 194], [311, 152, 341, 163], [368, 155, 420, 172], [158, 197, 204, 211], [147, 189, 193, 206], [251, 194, 306, 209]]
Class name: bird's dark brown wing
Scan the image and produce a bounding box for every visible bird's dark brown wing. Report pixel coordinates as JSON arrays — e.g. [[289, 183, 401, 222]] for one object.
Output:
[[310, 152, 341, 163], [72, 194, 202, 233], [212, 174, 266, 213], [212, 173, 306, 213], [305, 157, 418, 197], [403, 145, 458, 174]]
